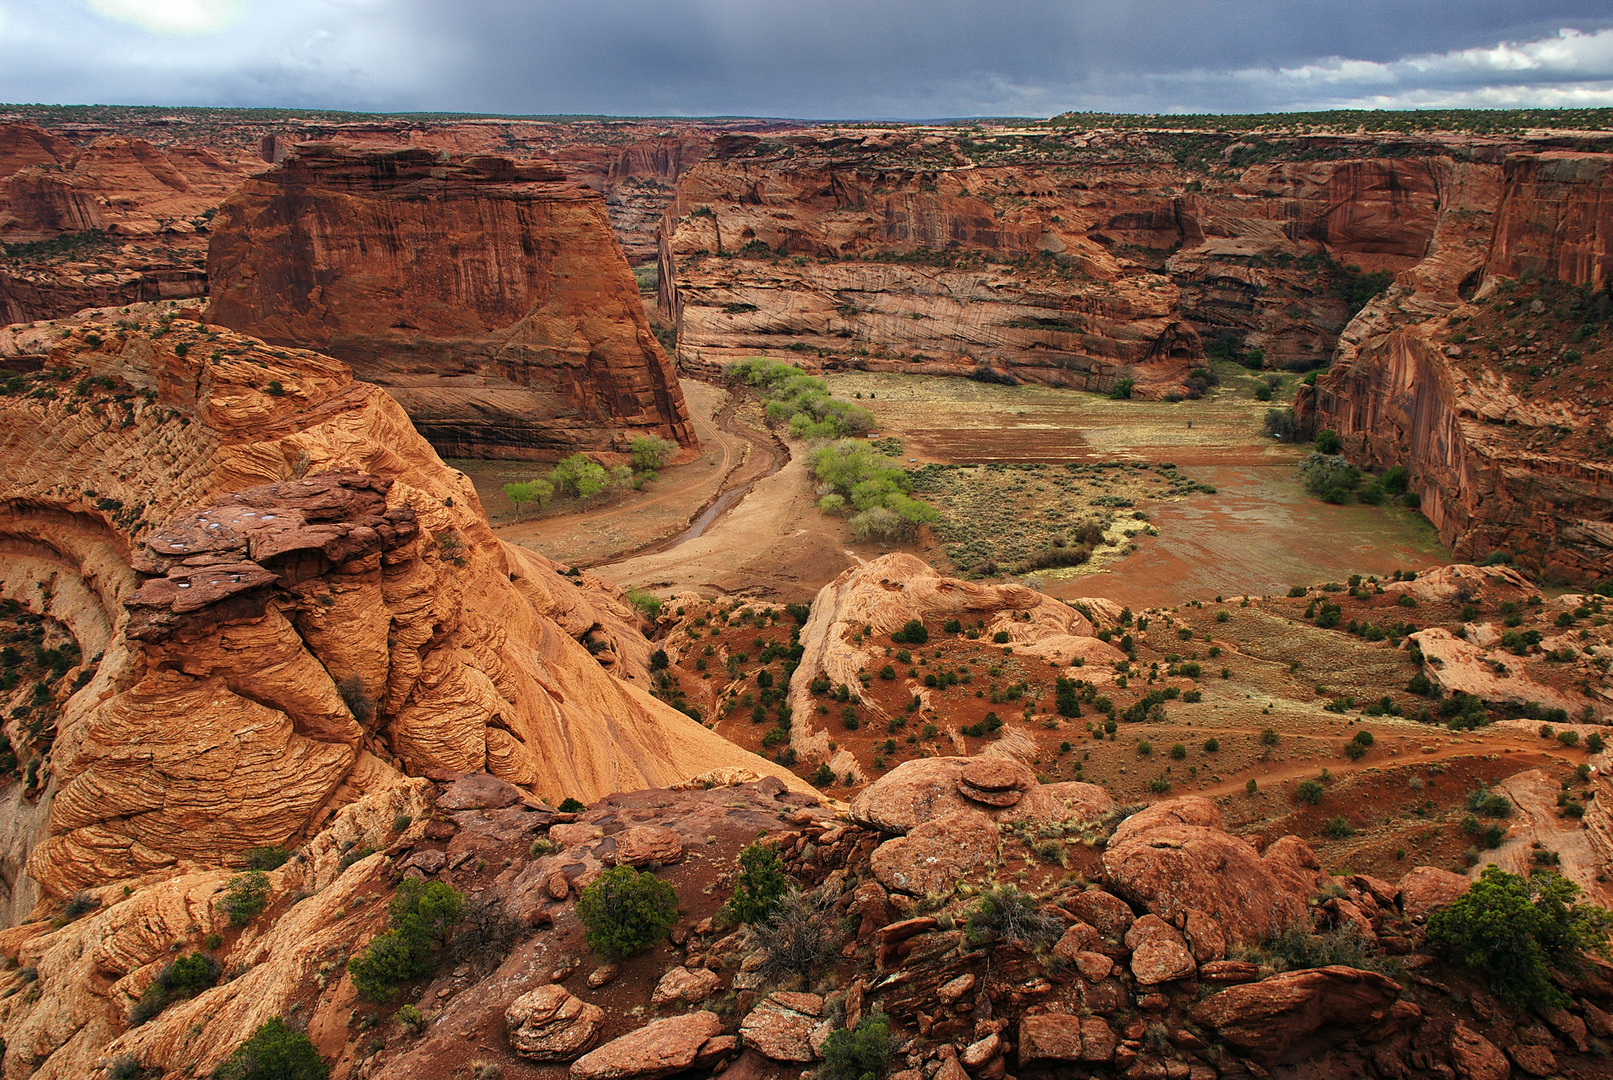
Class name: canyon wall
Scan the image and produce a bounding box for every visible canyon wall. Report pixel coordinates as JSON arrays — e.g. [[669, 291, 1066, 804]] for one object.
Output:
[[655, 129, 1465, 393], [0, 310, 797, 902], [206, 144, 694, 460], [1308, 150, 1613, 584], [0, 122, 253, 323]]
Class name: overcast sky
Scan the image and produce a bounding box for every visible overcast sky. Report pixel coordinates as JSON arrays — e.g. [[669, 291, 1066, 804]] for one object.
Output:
[[1, 1, 1612, 118]]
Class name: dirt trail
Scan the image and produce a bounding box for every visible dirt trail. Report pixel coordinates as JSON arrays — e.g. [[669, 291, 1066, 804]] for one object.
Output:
[[491, 380, 769, 567]]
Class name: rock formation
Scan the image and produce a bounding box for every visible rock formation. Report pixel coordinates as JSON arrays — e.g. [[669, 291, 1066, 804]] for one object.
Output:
[[1299, 150, 1613, 584], [205, 143, 694, 460], [0, 123, 255, 323], [0, 312, 798, 902], [784, 552, 1123, 761]]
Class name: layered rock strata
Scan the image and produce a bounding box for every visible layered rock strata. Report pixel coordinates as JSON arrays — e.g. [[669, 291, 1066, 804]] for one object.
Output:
[[206, 143, 694, 459], [0, 313, 796, 898]]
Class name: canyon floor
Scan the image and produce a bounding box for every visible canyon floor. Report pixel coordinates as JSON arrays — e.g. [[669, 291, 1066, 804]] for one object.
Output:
[[480, 366, 1449, 608]]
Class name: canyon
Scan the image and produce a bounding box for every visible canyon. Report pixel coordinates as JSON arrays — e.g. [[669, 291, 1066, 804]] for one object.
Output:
[[0, 105, 1612, 1080]]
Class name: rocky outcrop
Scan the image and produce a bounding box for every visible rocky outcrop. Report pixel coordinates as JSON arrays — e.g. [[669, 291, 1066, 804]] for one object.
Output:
[[0, 314, 800, 896], [571, 1012, 724, 1080], [1306, 151, 1613, 585], [206, 143, 694, 460], [507, 985, 606, 1060], [789, 552, 1120, 760], [657, 138, 1200, 395], [1190, 965, 1405, 1064], [0, 125, 251, 322], [1102, 798, 1325, 946]]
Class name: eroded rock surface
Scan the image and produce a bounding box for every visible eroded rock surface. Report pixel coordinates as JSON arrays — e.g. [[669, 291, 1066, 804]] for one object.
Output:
[[207, 143, 693, 459]]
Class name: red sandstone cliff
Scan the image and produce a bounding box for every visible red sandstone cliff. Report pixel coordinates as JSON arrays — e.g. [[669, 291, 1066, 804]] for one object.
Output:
[[205, 143, 694, 460], [1307, 151, 1613, 584]]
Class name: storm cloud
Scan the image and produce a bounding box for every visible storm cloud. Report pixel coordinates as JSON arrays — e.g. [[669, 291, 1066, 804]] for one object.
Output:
[[1, 1, 1611, 118]]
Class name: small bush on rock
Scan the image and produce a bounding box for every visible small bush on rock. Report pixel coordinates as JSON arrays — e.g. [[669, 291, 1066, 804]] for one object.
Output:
[[129, 952, 220, 1026], [1426, 866, 1613, 1009], [219, 871, 271, 926], [819, 1014, 897, 1080], [576, 866, 679, 960], [215, 1016, 329, 1080], [755, 889, 838, 982], [348, 880, 465, 1001], [965, 886, 1061, 950], [724, 841, 791, 926]]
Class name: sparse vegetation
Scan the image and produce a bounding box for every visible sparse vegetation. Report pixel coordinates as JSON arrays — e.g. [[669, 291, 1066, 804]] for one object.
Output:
[[575, 866, 679, 959]]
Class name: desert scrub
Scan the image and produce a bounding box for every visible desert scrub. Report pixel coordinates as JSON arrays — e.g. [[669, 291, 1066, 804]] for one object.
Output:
[[219, 871, 272, 926], [965, 885, 1061, 949], [215, 1016, 329, 1080], [129, 952, 220, 1026], [576, 866, 679, 959], [755, 889, 840, 981], [819, 1014, 897, 1080], [723, 841, 790, 925], [1426, 866, 1613, 1009], [348, 880, 465, 1002], [905, 460, 1213, 575]]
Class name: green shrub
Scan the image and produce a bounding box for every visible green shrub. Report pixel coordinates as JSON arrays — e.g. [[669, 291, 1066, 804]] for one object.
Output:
[[1315, 429, 1341, 454], [558, 797, 587, 813], [242, 846, 291, 871], [215, 1016, 329, 1080], [1322, 817, 1356, 839], [1559, 729, 1581, 747], [130, 952, 220, 1025], [891, 619, 929, 645], [502, 478, 554, 515], [1468, 787, 1513, 817], [629, 436, 677, 471], [723, 842, 790, 925], [551, 454, 609, 498], [1297, 780, 1325, 805], [1426, 866, 1613, 1009], [219, 872, 271, 926], [576, 866, 679, 959], [818, 1014, 897, 1080], [1203, 737, 1219, 752], [625, 590, 663, 619], [348, 881, 465, 1001]]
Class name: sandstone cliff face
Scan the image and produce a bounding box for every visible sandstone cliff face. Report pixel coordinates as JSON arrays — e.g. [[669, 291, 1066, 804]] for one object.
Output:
[[0, 315, 797, 900], [1307, 151, 1613, 584], [1486, 152, 1613, 289], [656, 130, 1474, 391], [206, 143, 694, 460], [0, 123, 255, 323]]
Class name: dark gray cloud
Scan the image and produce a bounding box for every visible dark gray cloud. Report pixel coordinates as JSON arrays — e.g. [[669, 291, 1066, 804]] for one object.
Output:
[[0, 1, 1611, 117]]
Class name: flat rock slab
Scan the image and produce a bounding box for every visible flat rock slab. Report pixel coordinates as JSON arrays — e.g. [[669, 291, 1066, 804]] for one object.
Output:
[[1190, 965, 1402, 1065], [571, 1012, 723, 1080], [610, 825, 684, 867], [740, 992, 825, 1062], [652, 966, 721, 1006], [961, 757, 1027, 792]]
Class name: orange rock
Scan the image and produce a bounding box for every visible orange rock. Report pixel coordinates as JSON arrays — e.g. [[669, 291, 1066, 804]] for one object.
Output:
[[207, 143, 693, 460]]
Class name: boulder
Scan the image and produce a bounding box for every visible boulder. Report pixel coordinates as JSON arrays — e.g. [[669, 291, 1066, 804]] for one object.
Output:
[[1052, 921, 1102, 961], [507, 985, 607, 1061], [1449, 1022, 1511, 1080], [1190, 965, 1403, 1064], [1018, 1014, 1117, 1065], [1103, 797, 1314, 946], [1183, 908, 1227, 963], [740, 992, 824, 1062], [960, 1033, 1001, 1068], [1040, 781, 1116, 820], [937, 973, 976, 1003], [1073, 951, 1113, 982], [1064, 890, 1135, 940], [1508, 1043, 1555, 1077], [651, 966, 721, 1006], [849, 756, 1055, 832], [611, 825, 684, 867], [1198, 960, 1260, 985], [871, 812, 999, 895], [1130, 939, 1197, 985], [1397, 866, 1471, 923], [571, 1012, 724, 1080], [961, 757, 1027, 791], [438, 772, 525, 811]]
